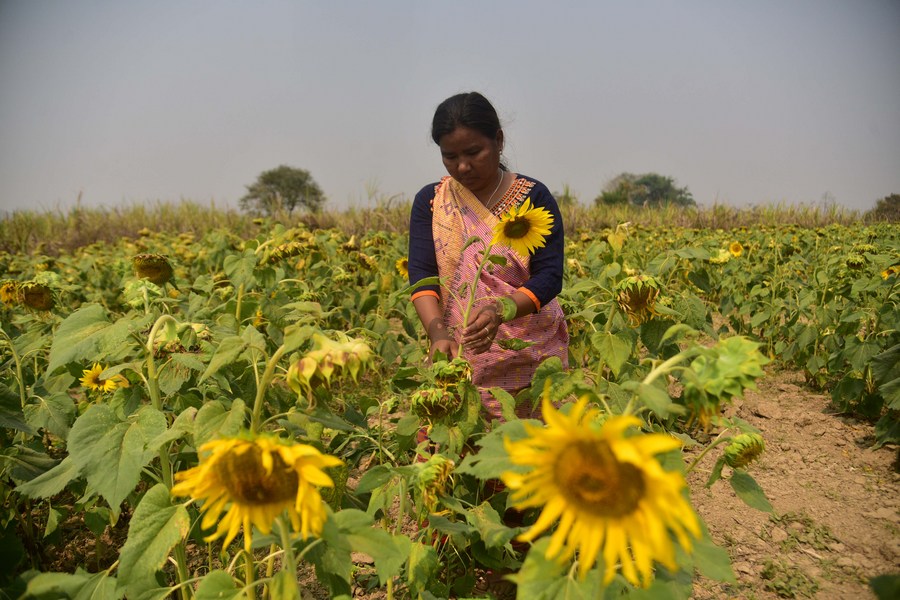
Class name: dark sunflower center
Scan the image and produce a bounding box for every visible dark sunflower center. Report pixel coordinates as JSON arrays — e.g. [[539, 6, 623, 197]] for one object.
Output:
[[554, 440, 645, 518], [503, 217, 532, 240], [214, 445, 299, 505]]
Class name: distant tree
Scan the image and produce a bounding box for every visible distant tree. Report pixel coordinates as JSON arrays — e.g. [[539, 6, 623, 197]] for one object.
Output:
[[595, 172, 695, 208], [239, 165, 326, 216], [864, 193, 899, 223]]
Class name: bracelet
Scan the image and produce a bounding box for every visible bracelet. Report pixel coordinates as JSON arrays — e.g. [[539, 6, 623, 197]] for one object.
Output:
[[496, 297, 518, 323]]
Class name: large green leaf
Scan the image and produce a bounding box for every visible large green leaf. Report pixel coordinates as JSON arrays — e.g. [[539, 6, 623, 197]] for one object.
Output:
[[345, 528, 411, 586], [46, 305, 149, 374], [456, 419, 531, 480], [691, 525, 735, 583], [194, 399, 246, 447], [223, 249, 259, 289], [464, 502, 517, 549], [117, 484, 190, 599], [199, 336, 249, 382], [23, 569, 122, 600], [24, 393, 76, 438], [729, 470, 773, 512], [16, 455, 81, 498], [193, 570, 246, 600], [67, 405, 168, 510], [510, 537, 602, 599], [591, 331, 633, 377]]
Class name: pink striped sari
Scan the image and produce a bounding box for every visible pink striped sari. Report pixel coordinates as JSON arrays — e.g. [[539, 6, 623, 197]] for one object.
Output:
[[432, 176, 569, 420]]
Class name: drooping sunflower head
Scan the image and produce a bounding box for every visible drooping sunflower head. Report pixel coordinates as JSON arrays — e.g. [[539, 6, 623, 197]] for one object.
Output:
[[729, 241, 744, 258], [395, 257, 409, 279], [501, 397, 700, 586], [133, 254, 174, 285], [266, 241, 305, 264], [724, 433, 766, 469], [845, 253, 866, 270], [410, 386, 461, 422], [615, 274, 661, 326], [19, 282, 55, 311], [171, 433, 343, 551], [415, 454, 455, 515], [491, 197, 554, 258], [432, 357, 472, 388]]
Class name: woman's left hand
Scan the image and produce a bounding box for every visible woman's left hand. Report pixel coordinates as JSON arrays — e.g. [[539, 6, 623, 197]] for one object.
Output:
[[462, 304, 502, 354]]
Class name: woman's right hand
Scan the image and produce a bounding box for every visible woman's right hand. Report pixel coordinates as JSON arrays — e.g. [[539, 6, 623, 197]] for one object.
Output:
[[429, 338, 459, 362]]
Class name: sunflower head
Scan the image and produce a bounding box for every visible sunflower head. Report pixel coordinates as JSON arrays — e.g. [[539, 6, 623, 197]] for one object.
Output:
[[724, 433, 766, 469], [615, 274, 661, 326], [491, 197, 554, 258], [501, 397, 700, 585], [395, 257, 409, 279], [432, 357, 472, 388], [845, 253, 866, 270], [20, 282, 55, 311], [729, 241, 744, 257], [0, 281, 20, 306], [133, 254, 174, 285], [80, 363, 129, 393], [266, 241, 305, 264], [415, 454, 455, 515], [171, 433, 343, 550], [410, 386, 461, 421]]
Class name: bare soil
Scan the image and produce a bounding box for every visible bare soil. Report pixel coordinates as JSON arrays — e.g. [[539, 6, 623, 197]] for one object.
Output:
[[688, 368, 899, 600]]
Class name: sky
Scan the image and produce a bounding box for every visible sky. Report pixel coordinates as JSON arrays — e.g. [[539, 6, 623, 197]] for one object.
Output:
[[1, 0, 899, 214]]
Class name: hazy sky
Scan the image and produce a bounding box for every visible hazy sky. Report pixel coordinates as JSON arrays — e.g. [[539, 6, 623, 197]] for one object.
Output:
[[1, 0, 898, 214]]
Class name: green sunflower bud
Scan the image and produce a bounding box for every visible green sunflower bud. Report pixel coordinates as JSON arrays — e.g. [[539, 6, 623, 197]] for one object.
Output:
[[724, 433, 766, 469]]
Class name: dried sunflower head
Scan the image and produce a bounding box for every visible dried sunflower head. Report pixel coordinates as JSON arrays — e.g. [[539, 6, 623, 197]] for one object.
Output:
[[20, 282, 55, 311], [133, 254, 174, 285], [615, 274, 661, 326]]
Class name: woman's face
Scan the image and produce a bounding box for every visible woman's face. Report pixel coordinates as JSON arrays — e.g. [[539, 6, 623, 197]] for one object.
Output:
[[438, 126, 503, 195]]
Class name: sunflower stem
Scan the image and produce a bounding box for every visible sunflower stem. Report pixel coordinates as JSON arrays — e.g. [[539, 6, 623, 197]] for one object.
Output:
[[459, 242, 495, 357], [250, 343, 289, 433], [277, 516, 300, 595], [235, 283, 245, 331], [685, 431, 731, 475], [0, 328, 27, 409], [241, 549, 256, 593], [263, 543, 277, 600]]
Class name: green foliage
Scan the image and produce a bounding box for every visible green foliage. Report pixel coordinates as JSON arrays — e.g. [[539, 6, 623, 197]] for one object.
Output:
[[864, 193, 900, 223], [595, 172, 696, 208], [239, 165, 326, 216]]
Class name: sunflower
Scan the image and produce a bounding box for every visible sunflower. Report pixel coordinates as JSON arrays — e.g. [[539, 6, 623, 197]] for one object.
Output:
[[171, 434, 343, 551], [724, 433, 765, 469], [501, 397, 700, 586], [491, 197, 554, 258], [20, 282, 54, 311], [133, 254, 174, 285], [0, 281, 19, 306], [395, 257, 409, 279], [728, 241, 743, 258], [80, 363, 129, 393], [615, 275, 661, 326]]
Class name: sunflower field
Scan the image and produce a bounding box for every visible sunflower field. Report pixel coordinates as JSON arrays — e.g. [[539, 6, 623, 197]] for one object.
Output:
[[0, 214, 898, 600]]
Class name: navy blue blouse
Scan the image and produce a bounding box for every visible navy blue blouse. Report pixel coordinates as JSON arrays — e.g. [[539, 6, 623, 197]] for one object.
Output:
[[407, 174, 565, 309]]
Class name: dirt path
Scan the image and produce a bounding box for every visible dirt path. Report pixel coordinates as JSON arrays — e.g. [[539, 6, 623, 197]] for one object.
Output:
[[688, 368, 899, 600]]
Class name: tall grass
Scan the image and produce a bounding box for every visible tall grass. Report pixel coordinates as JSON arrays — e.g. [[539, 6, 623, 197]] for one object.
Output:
[[0, 197, 868, 256]]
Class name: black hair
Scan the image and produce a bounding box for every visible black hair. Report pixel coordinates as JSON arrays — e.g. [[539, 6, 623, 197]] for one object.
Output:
[[431, 92, 502, 145]]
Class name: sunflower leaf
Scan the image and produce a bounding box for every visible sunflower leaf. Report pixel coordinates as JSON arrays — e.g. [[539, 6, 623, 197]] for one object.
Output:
[[729, 470, 773, 512], [46, 305, 149, 375], [118, 484, 190, 600], [67, 404, 168, 512], [193, 570, 244, 600], [23, 569, 123, 600]]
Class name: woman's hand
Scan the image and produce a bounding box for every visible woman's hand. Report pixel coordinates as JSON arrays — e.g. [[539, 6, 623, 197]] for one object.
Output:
[[429, 338, 459, 361], [462, 303, 502, 355]]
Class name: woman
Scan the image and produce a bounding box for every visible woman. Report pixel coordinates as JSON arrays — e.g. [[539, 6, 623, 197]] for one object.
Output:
[[407, 92, 569, 420]]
